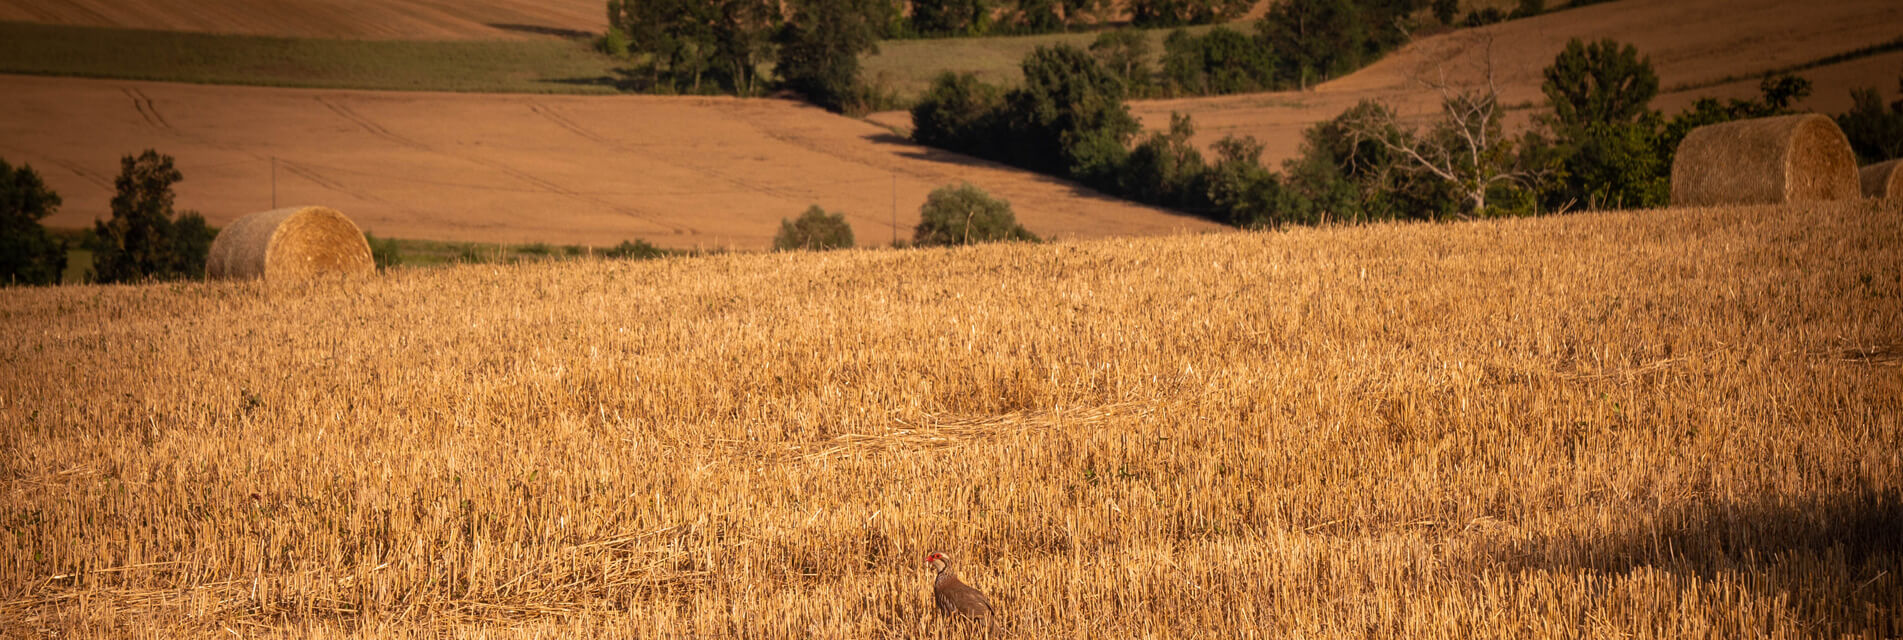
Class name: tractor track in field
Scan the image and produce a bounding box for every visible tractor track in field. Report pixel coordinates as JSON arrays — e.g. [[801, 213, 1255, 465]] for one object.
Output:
[[277, 159, 405, 210], [526, 99, 804, 203], [122, 87, 172, 130], [319, 96, 688, 234]]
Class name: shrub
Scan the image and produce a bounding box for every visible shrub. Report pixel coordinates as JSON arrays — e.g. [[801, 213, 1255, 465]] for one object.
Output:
[[914, 183, 1036, 246], [90, 149, 214, 283], [604, 239, 667, 260], [454, 243, 487, 264], [0, 158, 67, 286], [594, 27, 630, 57], [1432, 0, 1458, 24], [519, 242, 553, 256], [775, 205, 856, 251], [364, 232, 402, 270]]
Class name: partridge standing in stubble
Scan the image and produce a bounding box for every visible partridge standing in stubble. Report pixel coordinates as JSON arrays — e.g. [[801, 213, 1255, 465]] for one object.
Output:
[[925, 551, 995, 632]]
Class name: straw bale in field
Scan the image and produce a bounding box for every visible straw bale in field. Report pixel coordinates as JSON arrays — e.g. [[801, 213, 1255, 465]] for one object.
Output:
[[1671, 114, 1859, 207], [1860, 159, 1903, 199], [206, 206, 374, 282]]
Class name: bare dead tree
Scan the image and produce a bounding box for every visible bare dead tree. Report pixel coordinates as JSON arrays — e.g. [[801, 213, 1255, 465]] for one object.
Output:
[[1347, 37, 1545, 218]]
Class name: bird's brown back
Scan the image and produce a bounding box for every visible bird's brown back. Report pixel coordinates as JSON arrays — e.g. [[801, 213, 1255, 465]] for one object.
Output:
[[934, 568, 994, 625]]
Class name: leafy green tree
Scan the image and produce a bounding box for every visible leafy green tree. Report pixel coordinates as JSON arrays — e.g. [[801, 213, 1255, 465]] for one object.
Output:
[[1257, 0, 1367, 90], [1129, 0, 1249, 27], [1541, 39, 1659, 138], [1285, 100, 1429, 222], [1538, 39, 1667, 209], [1089, 28, 1152, 93], [912, 0, 991, 36], [0, 159, 67, 286], [609, 0, 776, 94], [1012, 0, 1063, 32], [1001, 45, 1140, 183], [1835, 76, 1903, 163], [1432, 0, 1457, 25], [911, 71, 1007, 155], [1118, 113, 1210, 210], [1203, 135, 1294, 228], [776, 0, 883, 111], [1556, 119, 1669, 209], [713, 0, 780, 96], [1162, 27, 1277, 95], [92, 150, 213, 283], [1160, 29, 1208, 95], [774, 205, 855, 251], [914, 183, 1036, 246]]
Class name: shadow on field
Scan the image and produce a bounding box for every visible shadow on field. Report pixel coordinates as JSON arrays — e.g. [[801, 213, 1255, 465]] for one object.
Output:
[[861, 131, 1183, 212], [546, 69, 648, 92], [1510, 487, 1903, 635], [487, 23, 595, 39]]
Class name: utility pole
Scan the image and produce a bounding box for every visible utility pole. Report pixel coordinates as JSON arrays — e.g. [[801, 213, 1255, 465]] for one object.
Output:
[[890, 172, 897, 247], [271, 156, 277, 209]]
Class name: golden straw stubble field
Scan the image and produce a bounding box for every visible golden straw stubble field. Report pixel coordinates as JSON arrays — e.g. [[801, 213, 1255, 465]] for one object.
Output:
[[3, 200, 1901, 637]]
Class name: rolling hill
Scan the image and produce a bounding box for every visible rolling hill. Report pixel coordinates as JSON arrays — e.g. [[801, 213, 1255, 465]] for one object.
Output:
[[0, 74, 1220, 248]]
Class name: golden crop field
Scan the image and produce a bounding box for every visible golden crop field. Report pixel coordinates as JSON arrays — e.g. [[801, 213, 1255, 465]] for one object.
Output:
[[2, 200, 1899, 638]]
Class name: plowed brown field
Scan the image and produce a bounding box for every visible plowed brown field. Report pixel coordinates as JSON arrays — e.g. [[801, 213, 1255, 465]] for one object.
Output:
[[0, 0, 604, 39], [0, 74, 1221, 248], [1061, 0, 1900, 169]]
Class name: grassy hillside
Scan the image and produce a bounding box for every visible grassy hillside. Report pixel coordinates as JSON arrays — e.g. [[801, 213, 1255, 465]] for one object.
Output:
[[3, 200, 1899, 636], [0, 21, 623, 93], [863, 25, 1222, 101]]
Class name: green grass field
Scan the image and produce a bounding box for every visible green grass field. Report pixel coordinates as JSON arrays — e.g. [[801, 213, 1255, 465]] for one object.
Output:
[[861, 25, 1226, 100], [0, 18, 1223, 101], [0, 21, 626, 94], [49, 229, 685, 285]]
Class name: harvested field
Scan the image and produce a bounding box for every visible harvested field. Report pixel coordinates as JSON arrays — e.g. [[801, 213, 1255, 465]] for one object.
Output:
[[3, 200, 1899, 636], [0, 0, 604, 40], [0, 74, 1220, 249], [1112, 0, 1903, 168]]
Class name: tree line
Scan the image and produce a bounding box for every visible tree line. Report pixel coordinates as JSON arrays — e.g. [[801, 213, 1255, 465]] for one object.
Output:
[[596, 0, 1395, 109], [909, 37, 1903, 227], [3, 150, 214, 286], [3, 147, 1045, 285], [600, 0, 1603, 109]]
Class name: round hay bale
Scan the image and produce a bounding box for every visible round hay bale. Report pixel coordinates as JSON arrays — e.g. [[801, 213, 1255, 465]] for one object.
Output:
[[1670, 113, 1859, 207], [1860, 159, 1903, 199], [206, 206, 374, 282]]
